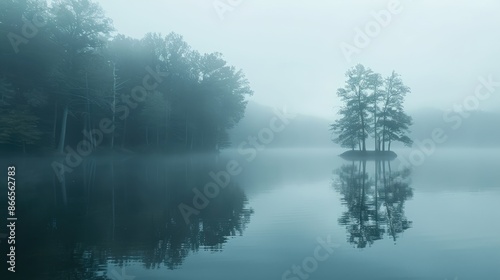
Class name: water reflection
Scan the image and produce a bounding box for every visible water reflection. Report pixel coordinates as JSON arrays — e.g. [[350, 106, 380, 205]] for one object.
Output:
[[8, 155, 253, 279], [333, 160, 413, 248]]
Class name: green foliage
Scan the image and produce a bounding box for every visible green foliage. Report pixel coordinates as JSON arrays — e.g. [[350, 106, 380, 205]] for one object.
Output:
[[0, 0, 252, 154], [332, 64, 380, 150], [331, 105, 362, 149], [332, 65, 413, 151], [0, 106, 42, 147], [379, 72, 413, 149]]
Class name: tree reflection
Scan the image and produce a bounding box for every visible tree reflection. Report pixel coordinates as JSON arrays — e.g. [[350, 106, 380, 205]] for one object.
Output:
[[7, 155, 253, 279], [333, 160, 413, 248], [100, 155, 254, 271]]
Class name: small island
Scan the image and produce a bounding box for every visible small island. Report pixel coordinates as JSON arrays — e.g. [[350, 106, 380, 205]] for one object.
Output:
[[330, 64, 413, 160], [339, 150, 398, 161]]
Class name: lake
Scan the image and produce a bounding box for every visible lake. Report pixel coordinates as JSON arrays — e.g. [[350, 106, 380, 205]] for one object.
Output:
[[1, 148, 499, 280]]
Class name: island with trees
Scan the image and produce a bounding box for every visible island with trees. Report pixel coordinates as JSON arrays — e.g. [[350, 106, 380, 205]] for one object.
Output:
[[330, 64, 413, 160]]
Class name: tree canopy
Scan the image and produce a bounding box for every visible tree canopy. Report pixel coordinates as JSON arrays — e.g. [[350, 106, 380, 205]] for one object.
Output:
[[0, 0, 253, 154], [331, 64, 413, 152]]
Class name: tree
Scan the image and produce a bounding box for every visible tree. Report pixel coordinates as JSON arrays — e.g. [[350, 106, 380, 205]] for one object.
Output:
[[49, 0, 113, 153], [139, 91, 166, 148], [331, 104, 362, 150], [196, 52, 253, 150], [0, 78, 43, 153], [0, 1, 253, 155], [368, 73, 384, 151], [332, 64, 379, 151], [331, 65, 413, 152], [378, 71, 413, 151], [105, 34, 153, 148]]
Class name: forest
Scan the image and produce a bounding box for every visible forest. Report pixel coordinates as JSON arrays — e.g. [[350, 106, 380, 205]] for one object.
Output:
[[0, 0, 253, 154]]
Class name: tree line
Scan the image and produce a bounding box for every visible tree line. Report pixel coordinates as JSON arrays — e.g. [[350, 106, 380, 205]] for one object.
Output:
[[331, 64, 413, 152], [0, 0, 252, 154]]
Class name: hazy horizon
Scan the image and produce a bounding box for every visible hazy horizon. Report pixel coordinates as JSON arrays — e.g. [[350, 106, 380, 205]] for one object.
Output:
[[2, 1, 500, 279], [93, 0, 500, 119]]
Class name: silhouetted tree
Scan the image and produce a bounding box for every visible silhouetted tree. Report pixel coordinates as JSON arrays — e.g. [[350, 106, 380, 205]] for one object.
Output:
[[0, 0, 253, 155], [331, 65, 413, 152], [49, 0, 113, 153], [378, 71, 413, 151], [333, 65, 378, 151]]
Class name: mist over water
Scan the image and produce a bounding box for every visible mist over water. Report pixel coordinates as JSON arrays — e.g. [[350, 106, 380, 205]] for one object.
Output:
[[1, 0, 500, 279], [1, 148, 499, 279]]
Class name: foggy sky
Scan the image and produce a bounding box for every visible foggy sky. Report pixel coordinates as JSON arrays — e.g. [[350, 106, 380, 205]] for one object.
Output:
[[95, 0, 500, 119]]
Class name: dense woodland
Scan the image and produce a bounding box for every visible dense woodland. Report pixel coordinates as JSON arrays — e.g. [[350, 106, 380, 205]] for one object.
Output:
[[0, 0, 252, 154]]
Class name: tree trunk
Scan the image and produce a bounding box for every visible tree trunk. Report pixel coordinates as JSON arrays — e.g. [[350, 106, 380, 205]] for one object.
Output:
[[82, 73, 96, 147], [374, 92, 378, 151], [374, 160, 379, 221], [382, 123, 386, 152], [381, 79, 393, 153], [357, 88, 366, 152], [360, 121, 366, 151], [57, 105, 69, 154], [111, 62, 117, 149]]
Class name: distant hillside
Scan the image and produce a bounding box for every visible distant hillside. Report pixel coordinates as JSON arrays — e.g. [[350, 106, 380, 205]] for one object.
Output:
[[229, 103, 500, 149], [229, 102, 335, 148], [409, 108, 500, 147]]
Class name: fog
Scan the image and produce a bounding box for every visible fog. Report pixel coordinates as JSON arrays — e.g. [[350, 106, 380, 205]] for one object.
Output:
[[1, 1, 500, 279], [97, 0, 500, 119]]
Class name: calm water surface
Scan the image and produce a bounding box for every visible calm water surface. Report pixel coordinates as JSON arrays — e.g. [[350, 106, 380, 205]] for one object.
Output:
[[1, 148, 499, 280]]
